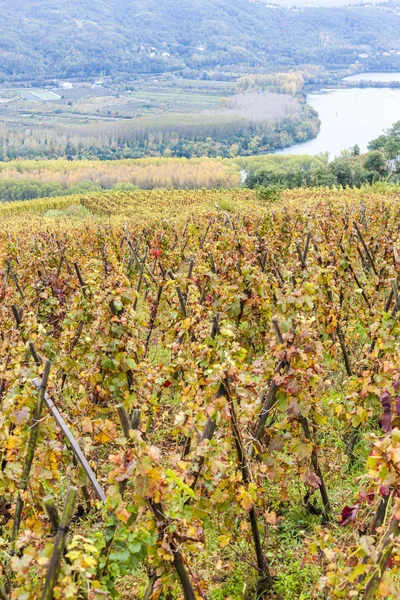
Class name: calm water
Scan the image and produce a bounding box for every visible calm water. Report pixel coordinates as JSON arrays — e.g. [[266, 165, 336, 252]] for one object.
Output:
[[344, 72, 400, 82], [277, 75, 400, 157]]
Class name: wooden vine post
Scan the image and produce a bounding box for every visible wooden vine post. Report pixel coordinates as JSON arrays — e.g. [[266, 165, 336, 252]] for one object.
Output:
[[10, 360, 51, 551], [41, 487, 77, 600], [0, 588, 8, 600], [226, 378, 273, 594], [32, 377, 106, 503], [362, 516, 400, 599]]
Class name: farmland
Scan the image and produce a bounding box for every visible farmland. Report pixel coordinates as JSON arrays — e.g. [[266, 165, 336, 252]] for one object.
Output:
[[1, 187, 400, 598], [0, 78, 234, 122], [0, 78, 233, 151], [0, 74, 320, 161]]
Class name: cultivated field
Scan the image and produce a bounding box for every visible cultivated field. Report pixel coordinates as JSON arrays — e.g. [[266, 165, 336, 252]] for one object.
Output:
[[1, 188, 400, 599]]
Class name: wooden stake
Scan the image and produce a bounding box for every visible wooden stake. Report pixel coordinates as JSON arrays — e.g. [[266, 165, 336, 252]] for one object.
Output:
[[299, 416, 331, 519], [32, 379, 106, 504], [74, 262, 87, 297], [228, 388, 272, 591], [11, 361, 51, 549], [41, 487, 77, 600], [362, 516, 400, 599], [353, 222, 378, 276], [0, 586, 9, 600], [176, 285, 187, 318], [43, 496, 60, 531]]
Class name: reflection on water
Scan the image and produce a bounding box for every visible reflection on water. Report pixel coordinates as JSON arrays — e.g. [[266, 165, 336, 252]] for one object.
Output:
[[344, 72, 400, 83]]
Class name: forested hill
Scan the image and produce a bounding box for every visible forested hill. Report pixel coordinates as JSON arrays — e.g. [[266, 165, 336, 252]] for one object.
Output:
[[1, 0, 400, 80]]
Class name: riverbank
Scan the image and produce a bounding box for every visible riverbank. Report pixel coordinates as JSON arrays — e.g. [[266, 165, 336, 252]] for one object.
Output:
[[276, 74, 400, 157]]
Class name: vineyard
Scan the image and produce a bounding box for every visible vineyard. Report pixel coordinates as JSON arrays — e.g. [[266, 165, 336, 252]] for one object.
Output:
[[1, 187, 400, 599]]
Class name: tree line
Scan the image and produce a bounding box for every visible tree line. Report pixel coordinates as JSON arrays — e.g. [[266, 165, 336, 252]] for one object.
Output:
[[2, 122, 400, 203], [244, 123, 400, 192], [0, 98, 320, 161]]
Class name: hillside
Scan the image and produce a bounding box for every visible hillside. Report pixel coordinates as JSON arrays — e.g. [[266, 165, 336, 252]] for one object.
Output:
[[2, 187, 400, 598], [1, 0, 400, 80]]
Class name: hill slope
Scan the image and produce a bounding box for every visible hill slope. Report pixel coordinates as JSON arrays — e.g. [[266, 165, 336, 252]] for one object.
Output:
[[1, 0, 400, 79], [2, 184, 400, 597]]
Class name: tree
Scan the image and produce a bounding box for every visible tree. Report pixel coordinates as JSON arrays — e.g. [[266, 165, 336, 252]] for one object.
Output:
[[331, 159, 352, 187], [363, 151, 386, 174], [384, 137, 400, 160]]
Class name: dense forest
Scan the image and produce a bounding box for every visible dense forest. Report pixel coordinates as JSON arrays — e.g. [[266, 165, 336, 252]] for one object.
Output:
[[1, 0, 400, 81]]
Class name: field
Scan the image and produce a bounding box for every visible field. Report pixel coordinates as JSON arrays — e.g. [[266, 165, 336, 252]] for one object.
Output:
[[0, 78, 234, 128], [1, 187, 400, 599], [0, 73, 320, 162], [17, 91, 63, 102]]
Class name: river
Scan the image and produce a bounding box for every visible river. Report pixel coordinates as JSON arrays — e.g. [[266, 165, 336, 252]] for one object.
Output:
[[276, 73, 400, 157], [343, 72, 400, 83]]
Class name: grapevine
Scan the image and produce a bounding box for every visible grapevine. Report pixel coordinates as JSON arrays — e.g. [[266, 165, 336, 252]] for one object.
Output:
[[1, 187, 400, 598]]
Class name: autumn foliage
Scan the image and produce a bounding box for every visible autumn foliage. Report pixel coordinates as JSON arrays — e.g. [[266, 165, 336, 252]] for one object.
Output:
[[1, 187, 400, 598]]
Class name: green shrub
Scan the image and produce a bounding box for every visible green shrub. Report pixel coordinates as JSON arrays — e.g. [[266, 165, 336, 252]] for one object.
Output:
[[255, 184, 283, 204]]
